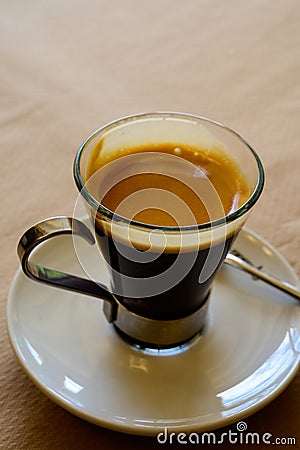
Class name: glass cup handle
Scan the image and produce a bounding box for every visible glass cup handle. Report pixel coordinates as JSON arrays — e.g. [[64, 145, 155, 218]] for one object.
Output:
[[17, 216, 116, 308]]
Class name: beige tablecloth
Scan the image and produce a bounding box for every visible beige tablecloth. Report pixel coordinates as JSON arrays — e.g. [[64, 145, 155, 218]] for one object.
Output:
[[1, 1, 299, 448]]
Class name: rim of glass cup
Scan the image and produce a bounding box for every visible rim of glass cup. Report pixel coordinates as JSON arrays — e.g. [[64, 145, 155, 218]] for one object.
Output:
[[73, 112, 265, 232]]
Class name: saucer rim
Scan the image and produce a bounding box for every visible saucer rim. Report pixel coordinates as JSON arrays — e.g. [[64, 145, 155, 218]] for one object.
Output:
[[6, 228, 300, 436]]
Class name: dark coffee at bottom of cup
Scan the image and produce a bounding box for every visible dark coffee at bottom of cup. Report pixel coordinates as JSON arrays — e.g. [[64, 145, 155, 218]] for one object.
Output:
[[96, 230, 238, 319], [86, 142, 249, 319]]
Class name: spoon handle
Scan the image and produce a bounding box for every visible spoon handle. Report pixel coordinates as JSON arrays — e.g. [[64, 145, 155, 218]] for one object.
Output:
[[225, 253, 300, 301]]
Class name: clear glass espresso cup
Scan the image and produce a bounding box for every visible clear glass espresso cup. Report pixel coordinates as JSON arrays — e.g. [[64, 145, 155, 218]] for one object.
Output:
[[18, 112, 264, 348]]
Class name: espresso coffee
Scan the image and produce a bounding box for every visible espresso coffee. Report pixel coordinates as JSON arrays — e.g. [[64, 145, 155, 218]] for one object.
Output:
[[17, 113, 263, 349], [86, 142, 250, 320], [88, 142, 250, 228]]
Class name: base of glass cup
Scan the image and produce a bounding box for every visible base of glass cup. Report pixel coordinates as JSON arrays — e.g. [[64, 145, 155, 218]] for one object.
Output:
[[113, 323, 204, 353], [103, 292, 210, 349]]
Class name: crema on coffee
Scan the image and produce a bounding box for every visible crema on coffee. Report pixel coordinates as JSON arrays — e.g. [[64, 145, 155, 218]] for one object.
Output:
[[86, 142, 250, 228]]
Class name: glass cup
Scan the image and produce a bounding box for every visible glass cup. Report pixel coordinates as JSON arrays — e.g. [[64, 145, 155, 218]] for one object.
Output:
[[18, 112, 264, 348]]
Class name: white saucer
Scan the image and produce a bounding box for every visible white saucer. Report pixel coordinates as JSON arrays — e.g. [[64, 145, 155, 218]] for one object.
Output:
[[7, 229, 300, 436]]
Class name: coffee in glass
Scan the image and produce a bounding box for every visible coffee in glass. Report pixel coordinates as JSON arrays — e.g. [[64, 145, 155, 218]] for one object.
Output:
[[18, 113, 264, 348]]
